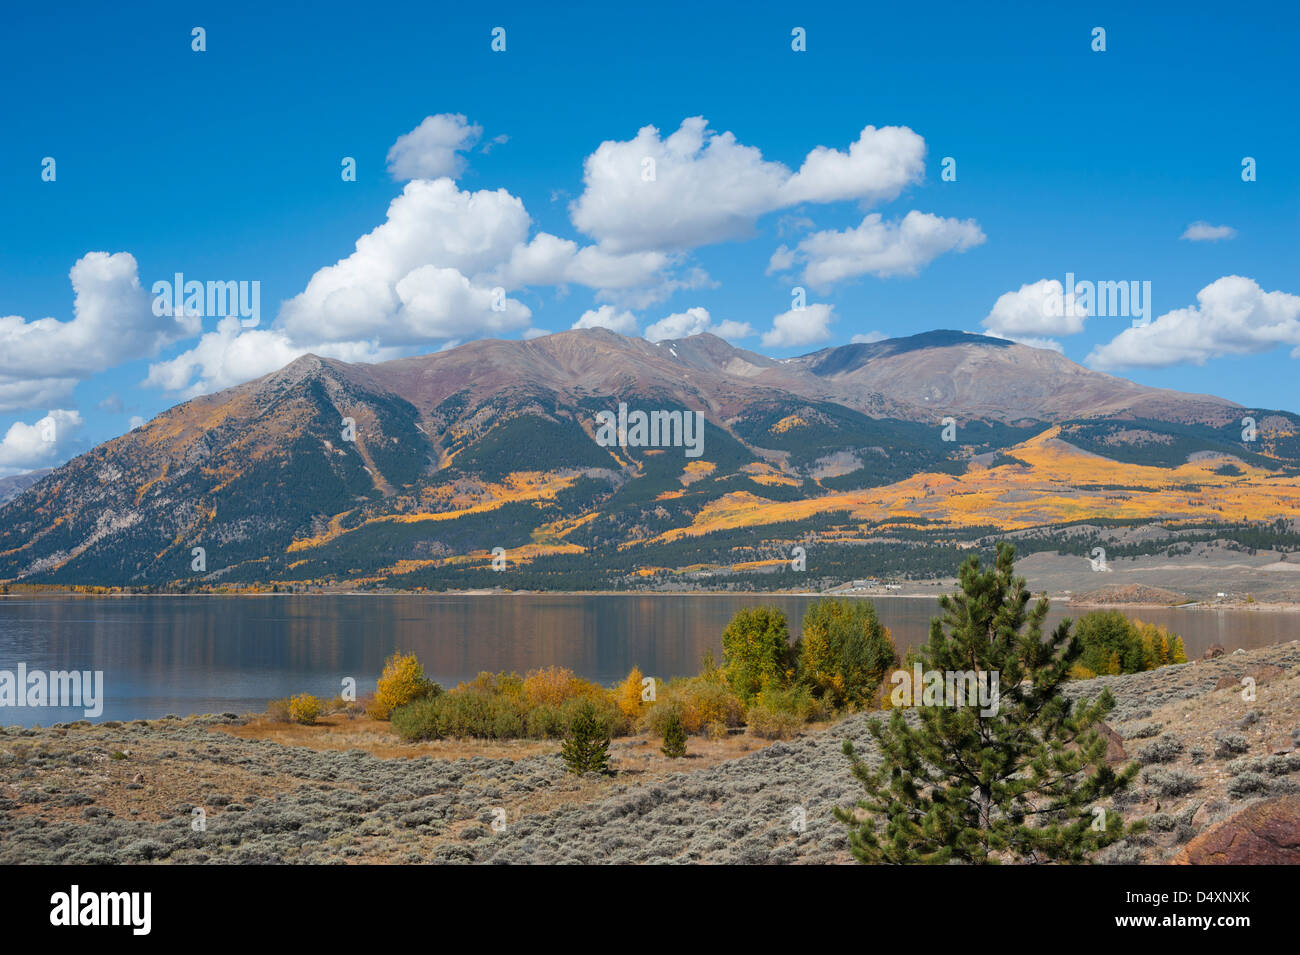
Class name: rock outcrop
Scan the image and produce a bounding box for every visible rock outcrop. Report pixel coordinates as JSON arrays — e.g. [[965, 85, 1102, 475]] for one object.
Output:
[[1172, 794, 1300, 864]]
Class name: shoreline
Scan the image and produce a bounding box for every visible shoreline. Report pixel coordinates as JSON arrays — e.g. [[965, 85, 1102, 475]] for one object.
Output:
[[1066, 599, 1300, 614], [4, 588, 1300, 613]]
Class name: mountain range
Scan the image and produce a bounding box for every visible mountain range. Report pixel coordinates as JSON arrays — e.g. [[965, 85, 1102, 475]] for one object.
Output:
[[2, 328, 1298, 591]]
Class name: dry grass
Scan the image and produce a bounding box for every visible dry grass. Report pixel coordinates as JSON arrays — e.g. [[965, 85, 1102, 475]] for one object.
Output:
[[212, 712, 784, 769]]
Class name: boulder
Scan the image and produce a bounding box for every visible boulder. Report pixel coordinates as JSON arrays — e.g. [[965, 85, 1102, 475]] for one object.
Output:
[[1171, 794, 1300, 864], [1065, 722, 1127, 766], [1097, 722, 1127, 766], [1203, 644, 1226, 660]]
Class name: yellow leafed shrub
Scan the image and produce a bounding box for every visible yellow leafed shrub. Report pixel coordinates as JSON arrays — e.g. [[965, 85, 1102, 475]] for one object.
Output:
[[368, 651, 439, 720], [615, 667, 646, 721], [288, 693, 322, 725], [1133, 619, 1187, 667]]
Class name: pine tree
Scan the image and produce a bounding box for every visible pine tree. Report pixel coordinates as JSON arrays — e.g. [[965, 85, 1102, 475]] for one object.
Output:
[[560, 700, 611, 775], [835, 542, 1142, 864], [661, 709, 687, 758]]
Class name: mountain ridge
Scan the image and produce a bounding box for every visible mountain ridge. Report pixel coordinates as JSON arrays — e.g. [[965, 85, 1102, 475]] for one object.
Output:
[[0, 327, 1292, 591]]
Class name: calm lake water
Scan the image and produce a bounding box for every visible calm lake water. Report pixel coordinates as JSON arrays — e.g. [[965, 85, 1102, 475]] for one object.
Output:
[[0, 594, 1295, 725]]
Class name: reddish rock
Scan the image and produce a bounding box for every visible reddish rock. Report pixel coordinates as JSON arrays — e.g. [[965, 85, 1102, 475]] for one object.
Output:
[[1270, 737, 1295, 755], [1171, 794, 1300, 865], [1097, 722, 1127, 766], [1065, 722, 1127, 766], [1203, 645, 1226, 660]]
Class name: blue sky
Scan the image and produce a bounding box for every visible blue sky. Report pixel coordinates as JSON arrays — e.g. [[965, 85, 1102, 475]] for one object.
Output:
[[1, 1, 1297, 474]]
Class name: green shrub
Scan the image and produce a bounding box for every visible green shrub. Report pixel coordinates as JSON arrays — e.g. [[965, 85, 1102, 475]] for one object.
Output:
[[661, 709, 687, 758], [389, 695, 444, 741], [755, 684, 827, 722], [797, 599, 898, 710], [524, 702, 566, 739], [645, 698, 681, 737], [745, 705, 803, 740], [721, 606, 793, 703], [441, 691, 526, 739], [559, 694, 628, 738], [745, 684, 826, 739], [390, 680, 630, 742], [1074, 612, 1187, 676], [390, 691, 524, 741]]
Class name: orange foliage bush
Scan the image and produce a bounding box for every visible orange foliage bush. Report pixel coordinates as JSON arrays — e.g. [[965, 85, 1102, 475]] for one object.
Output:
[[522, 666, 604, 708]]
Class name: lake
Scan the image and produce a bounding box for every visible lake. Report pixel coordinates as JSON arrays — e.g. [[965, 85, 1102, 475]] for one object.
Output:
[[0, 594, 1295, 725]]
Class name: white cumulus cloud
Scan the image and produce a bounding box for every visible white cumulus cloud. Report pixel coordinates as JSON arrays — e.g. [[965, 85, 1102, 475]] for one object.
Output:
[[144, 318, 398, 398], [769, 211, 985, 290], [394, 265, 531, 340], [0, 409, 83, 475], [569, 117, 926, 254], [0, 252, 198, 410], [781, 124, 928, 206], [386, 114, 483, 181], [493, 232, 669, 291], [643, 306, 753, 342], [1180, 221, 1237, 242], [1087, 276, 1300, 369], [572, 305, 638, 336], [982, 278, 1090, 350], [282, 178, 530, 345], [762, 303, 836, 349]]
